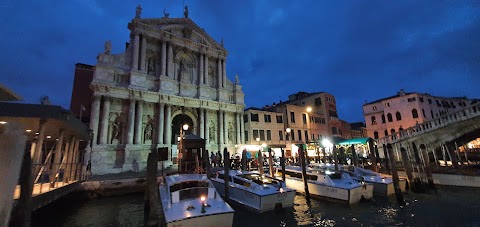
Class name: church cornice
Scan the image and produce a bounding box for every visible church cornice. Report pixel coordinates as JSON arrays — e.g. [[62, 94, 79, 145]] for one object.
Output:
[[129, 19, 228, 58]]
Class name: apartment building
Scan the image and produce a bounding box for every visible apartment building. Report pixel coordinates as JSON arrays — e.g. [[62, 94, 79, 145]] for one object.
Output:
[[363, 89, 474, 140]]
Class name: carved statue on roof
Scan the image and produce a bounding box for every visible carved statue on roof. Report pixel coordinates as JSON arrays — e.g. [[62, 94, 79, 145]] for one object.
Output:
[[235, 74, 239, 84], [135, 4, 142, 19], [220, 38, 224, 47], [163, 9, 170, 18], [104, 40, 111, 54], [184, 6, 189, 18]]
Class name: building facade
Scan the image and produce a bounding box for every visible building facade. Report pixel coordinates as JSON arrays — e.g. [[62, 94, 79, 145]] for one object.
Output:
[[70, 63, 94, 123], [87, 7, 245, 174], [243, 91, 351, 157], [363, 89, 473, 140]]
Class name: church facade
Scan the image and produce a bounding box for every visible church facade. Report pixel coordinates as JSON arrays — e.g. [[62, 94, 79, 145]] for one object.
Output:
[[89, 6, 245, 174]]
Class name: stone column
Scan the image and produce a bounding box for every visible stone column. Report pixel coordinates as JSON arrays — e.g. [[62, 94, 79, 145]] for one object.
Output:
[[217, 59, 222, 88], [157, 103, 165, 144], [205, 110, 209, 144], [132, 34, 140, 70], [222, 59, 226, 88], [223, 111, 228, 144], [99, 97, 110, 144], [199, 108, 205, 139], [127, 99, 136, 144], [239, 113, 244, 144], [199, 54, 204, 85], [236, 113, 241, 144], [219, 110, 224, 145], [140, 36, 147, 71], [167, 43, 173, 77], [204, 55, 209, 85], [160, 41, 166, 76], [90, 95, 101, 144], [134, 101, 144, 144], [165, 105, 172, 158]]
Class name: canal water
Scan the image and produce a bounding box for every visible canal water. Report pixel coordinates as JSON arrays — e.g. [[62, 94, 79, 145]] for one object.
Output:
[[32, 186, 480, 227]]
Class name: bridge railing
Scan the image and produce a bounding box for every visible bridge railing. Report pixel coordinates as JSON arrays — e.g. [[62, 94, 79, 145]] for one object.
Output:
[[25, 162, 86, 196], [376, 102, 480, 146]]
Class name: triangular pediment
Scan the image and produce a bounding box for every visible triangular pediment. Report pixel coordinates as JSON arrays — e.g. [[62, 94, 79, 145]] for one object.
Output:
[[137, 18, 225, 51]]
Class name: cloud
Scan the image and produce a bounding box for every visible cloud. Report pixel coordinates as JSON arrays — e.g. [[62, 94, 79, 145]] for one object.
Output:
[[0, 0, 479, 123]]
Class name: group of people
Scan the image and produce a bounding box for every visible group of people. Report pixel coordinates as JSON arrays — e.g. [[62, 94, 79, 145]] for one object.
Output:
[[210, 151, 223, 167]]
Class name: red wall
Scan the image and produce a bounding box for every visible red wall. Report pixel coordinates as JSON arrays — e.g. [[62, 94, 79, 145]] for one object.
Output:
[[70, 63, 94, 124]]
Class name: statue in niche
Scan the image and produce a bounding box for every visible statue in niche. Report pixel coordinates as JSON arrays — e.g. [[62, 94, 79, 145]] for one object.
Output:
[[148, 58, 156, 73], [144, 122, 153, 142], [184, 6, 189, 18], [228, 123, 234, 143], [163, 9, 170, 18], [104, 40, 112, 54], [209, 121, 216, 143], [111, 120, 122, 144], [135, 4, 142, 18]]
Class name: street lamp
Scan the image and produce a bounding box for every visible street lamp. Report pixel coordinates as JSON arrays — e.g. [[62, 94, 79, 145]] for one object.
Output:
[[179, 124, 189, 172], [306, 107, 312, 113]]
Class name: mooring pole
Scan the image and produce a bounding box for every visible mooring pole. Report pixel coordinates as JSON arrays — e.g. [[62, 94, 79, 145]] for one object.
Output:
[[411, 142, 424, 192], [351, 144, 358, 166], [368, 140, 377, 172], [223, 148, 230, 201], [9, 149, 33, 227], [268, 148, 274, 177], [145, 152, 159, 227], [258, 150, 264, 174], [298, 144, 310, 203], [400, 146, 414, 191], [387, 144, 405, 205], [383, 144, 391, 174], [281, 148, 286, 182], [241, 149, 247, 171], [419, 144, 434, 188], [333, 145, 339, 171]]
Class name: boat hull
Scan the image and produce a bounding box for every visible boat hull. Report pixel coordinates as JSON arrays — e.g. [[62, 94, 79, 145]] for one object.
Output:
[[211, 180, 295, 213], [284, 177, 373, 204], [370, 179, 407, 196], [166, 212, 234, 227]]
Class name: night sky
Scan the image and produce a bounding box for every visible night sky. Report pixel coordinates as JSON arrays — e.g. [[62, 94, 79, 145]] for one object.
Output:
[[1, 0, 479, 122]]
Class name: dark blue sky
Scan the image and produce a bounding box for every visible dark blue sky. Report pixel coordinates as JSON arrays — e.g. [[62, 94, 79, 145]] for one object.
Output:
[[1, 1, 479, 122]]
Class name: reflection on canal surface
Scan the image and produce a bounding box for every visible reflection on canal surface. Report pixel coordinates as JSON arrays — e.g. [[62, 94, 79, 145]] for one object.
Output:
[[32, 186, 480, 226]]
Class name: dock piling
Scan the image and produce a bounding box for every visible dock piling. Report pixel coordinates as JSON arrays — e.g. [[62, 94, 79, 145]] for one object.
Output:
[[268, 148, 274, 177], [280, 148, 286, 182], [298, 144, 310, 203], [419, 144, 435, 188], [387, 144, 405, 206], [145, 152, 159, 227], [400, 146, 414, 191], [223, 148, 230, 201]]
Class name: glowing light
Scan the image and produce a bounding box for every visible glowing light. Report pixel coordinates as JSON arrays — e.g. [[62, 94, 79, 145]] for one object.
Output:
[[182, 124, 189, 131], [306, 107, 312, 112], [262, 143, 267, 147], [46, 136, 52, 139], [0, 121, 6, 124], [25, 129, 32, 132], [201, 196, 205, 202], [322, 139, 333, 148], [279, 188, 284, 193], [256, 137, 260, 142], [325, 170, 332, 175], [286, 128, 291, 133]]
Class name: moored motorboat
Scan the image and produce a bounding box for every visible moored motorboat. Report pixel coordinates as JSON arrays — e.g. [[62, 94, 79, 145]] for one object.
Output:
[[210, 170, 295, 213], [159, 174, 235, 227], [276, 165, 373, 204], [309, 163, 407, 196]]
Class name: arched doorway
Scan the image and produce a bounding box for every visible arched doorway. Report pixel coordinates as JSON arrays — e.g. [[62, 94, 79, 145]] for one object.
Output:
[[171, 114, 194, 144]]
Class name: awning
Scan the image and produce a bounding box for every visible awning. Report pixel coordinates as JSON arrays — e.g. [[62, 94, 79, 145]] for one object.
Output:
[[338, 137, 372, 146]]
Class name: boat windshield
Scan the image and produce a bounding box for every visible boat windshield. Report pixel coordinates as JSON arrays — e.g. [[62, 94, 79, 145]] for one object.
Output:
[[170, 181, 210, 201], [239, 173, 281, 186]]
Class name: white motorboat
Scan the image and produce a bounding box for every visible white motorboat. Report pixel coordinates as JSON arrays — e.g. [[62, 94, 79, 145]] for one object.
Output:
[[309, 163, 407, 196], [275, 165, 373, 204], [210, 170, 295, 213], [159, 174, 235, 227]]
